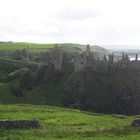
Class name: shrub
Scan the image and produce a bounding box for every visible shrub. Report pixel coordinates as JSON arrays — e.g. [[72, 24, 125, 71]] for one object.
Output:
[[11, 86, 23, 97]]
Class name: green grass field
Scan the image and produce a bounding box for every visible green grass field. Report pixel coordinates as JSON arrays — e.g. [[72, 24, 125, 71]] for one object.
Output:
[[0, 42, 54, 51], [0, 104, 140, 140], [0, 42, 107, 54]]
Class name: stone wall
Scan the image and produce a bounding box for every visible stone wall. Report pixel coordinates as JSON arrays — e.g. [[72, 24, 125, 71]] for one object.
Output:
[[39, 45, 140, 72], [0, 120, 40, 129]]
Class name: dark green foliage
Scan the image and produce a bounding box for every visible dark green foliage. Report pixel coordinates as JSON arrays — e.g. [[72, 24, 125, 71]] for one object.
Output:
[[1, 56, 140, 115], [19, 70, 34, 90], [0, 61, 18, 73], [63, 66, 140, 115], [11, 86, 23, 98], [36, 64, 64, 84], [0, 61, 19, 82]]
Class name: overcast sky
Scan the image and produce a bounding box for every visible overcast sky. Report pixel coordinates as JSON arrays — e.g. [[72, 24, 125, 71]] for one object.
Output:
[[1, 0, 140, 46]]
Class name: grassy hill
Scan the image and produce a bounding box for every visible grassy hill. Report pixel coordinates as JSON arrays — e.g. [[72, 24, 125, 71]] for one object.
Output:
[[0, 42, 107, 54], [0, 104, 140, 140], [0, 42, 53, 51], [0, 42, 108, 107], [0, 82, 63, 106]]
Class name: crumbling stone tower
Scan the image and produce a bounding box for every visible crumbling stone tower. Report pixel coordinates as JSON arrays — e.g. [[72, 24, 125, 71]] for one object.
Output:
[[117, 53, 130, 69], [20, 48, 30, 61], [40, 51, 51, 65], [85, 44, 91, 55], [50, 45, 64, 70], [74, 44, 97, 71]]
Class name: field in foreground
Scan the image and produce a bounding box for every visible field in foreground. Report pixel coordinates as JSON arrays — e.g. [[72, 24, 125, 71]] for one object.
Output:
[[0, 104, 140, 140]]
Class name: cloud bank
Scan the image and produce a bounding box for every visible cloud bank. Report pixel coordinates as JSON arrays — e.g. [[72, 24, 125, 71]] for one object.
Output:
[[0, 0, 140, 47]]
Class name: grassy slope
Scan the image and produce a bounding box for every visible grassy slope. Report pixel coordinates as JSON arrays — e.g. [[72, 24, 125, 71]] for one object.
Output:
[[0, 42, 107, 53], [0, 104, 140, 140], [0, 42, 54, 51], [0, 81, 63, 106]]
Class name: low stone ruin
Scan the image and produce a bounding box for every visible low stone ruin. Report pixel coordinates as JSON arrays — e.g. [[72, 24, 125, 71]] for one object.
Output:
[[0, 120, 40, 129], [131, 119, 140, 127]]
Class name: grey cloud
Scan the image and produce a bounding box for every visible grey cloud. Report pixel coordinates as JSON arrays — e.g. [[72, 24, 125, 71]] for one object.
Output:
[[55, 8, 100, 20], [95, 26, 127, 44]]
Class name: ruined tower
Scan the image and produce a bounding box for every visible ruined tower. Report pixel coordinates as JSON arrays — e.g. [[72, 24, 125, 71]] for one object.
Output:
[[85, 44, 91, 55], [135, 54, 138, 61], [50, 45, 64, 70], [74, 44, 97, 71], [20, 48, 30, 61], [108, 54, 114, 64]]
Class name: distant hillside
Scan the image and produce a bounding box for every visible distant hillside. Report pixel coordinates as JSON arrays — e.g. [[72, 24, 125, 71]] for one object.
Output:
[[0, 42, 53, 51], [0, 42, 108, 54], [55, 43, 107, 54]]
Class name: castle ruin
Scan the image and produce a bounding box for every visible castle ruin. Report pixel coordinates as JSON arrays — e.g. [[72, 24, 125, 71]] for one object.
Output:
[[37, 44, 140, 72]]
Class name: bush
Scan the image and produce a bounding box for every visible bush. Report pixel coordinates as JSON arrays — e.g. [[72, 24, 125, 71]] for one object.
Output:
[[11, 86, 23, 97]]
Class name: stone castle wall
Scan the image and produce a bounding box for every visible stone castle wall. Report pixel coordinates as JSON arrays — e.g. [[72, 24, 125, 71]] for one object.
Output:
[[39, 45, 140, 72], [0, 120, 40, 129]]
